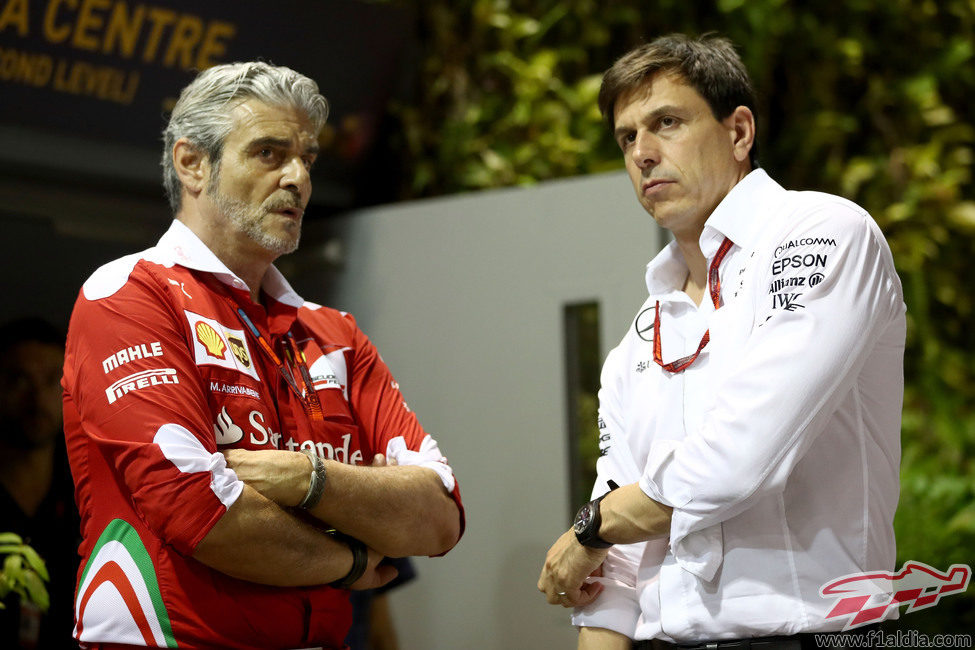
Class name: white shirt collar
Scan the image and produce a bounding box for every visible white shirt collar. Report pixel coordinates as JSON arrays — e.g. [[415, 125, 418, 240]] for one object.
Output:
[[158, 220, 305, 309], [699, 168, 787, 259], [644, 240, 688, 299], [645, 170, 786, 298]]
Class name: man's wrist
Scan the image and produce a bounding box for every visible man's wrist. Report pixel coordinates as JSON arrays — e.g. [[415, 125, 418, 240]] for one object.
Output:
[[573, 496, 613, 549], [298, 450, 327, 509], [327, 532, 368, 589]]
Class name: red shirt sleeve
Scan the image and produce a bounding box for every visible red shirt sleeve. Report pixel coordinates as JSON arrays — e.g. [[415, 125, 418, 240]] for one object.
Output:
[[342, 312, 466, 541], [64, 262, 242, 556]]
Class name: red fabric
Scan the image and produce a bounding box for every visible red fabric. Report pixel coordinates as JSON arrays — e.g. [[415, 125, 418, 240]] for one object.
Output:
[[64, 255, 463, 649]]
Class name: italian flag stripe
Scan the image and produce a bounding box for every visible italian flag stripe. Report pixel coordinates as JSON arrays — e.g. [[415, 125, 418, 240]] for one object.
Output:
[[76, 519, 177, 648]]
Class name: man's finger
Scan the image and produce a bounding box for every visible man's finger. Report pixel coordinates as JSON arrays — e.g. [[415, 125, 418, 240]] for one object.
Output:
[[554, 581, 604, 608], [575, 580, 604, 607]]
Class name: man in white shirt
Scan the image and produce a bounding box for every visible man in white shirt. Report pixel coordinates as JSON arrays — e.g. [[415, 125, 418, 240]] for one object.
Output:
[[537, 33, 905, 649]]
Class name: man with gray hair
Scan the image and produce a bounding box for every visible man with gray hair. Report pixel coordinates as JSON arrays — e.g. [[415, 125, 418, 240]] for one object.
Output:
[[63, 62, 464, 649]]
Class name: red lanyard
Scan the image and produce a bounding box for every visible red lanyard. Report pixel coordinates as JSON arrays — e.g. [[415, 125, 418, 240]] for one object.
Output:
[[653, 236, 734, 373], [236, 307, 325, 422]]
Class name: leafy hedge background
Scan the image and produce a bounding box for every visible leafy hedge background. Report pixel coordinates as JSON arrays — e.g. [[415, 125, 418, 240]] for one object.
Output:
[[382, 0, 974, 633]]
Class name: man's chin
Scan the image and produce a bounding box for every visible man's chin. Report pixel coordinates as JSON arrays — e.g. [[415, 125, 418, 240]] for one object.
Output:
[[246, 224, 301, 256], [260, 235, 301, 256]]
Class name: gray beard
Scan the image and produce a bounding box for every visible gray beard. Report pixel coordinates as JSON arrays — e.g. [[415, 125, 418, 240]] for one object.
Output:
[[209, 187, 302, 256]]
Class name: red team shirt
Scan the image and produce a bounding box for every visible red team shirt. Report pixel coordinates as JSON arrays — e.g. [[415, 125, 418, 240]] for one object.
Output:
[[63, 221, 464, 649]]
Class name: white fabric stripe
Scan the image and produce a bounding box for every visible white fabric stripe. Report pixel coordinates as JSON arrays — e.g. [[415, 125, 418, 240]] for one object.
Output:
[[153, 423, 244, 508], [385, 435, 456, 492]]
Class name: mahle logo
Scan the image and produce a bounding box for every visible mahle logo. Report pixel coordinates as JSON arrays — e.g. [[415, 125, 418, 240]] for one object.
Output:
[[820, 561, 971, 630]]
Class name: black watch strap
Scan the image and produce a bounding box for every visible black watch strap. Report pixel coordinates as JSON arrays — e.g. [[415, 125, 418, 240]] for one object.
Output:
[[324, 529, 369, 589], [573, 495, 613, 549]]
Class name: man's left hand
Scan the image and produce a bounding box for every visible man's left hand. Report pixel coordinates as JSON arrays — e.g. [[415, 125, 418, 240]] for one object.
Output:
[[538, 529, 608, 608], [222, 448, 309, 507]]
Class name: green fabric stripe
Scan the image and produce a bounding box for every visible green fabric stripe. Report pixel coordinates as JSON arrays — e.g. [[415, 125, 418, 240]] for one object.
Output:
[[79, 519, 178, 648]]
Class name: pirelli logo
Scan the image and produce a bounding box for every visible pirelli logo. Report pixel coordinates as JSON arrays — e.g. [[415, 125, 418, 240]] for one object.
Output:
[[106, 368, 179, 404]]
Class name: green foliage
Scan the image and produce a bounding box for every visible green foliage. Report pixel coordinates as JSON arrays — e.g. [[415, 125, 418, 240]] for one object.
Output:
[[391, 0, 975, 627], [391, 0, 629, 196], [0, 532, 50, 612]]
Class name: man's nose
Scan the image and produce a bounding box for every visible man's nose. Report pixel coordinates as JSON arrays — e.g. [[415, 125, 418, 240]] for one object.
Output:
[[631, 132, 660, 169], [281, 156, 311, 198]]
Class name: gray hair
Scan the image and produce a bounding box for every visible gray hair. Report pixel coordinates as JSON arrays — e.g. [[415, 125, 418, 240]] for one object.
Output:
[[161, 61, 329, 214]]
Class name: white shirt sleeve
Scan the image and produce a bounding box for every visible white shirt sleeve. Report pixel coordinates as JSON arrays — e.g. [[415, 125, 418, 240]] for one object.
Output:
[[571, 346, 645, 636], [640, 201, 903, 581]]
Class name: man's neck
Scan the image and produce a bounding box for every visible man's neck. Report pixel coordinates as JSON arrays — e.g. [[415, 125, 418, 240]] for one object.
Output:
[[175, 214, 273, 304], [220, 250, 270, 304]]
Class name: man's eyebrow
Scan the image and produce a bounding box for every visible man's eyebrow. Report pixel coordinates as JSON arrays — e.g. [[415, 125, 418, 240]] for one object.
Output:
[[613, 125, 634, 141], [247, 136, 320, 155], [647, 104, 682, 119], [615, 104, 686, 139], [247, 136, 290, 149]]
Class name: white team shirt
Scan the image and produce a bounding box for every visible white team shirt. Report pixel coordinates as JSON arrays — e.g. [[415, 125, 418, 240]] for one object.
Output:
[[572, 169, 905, 641]]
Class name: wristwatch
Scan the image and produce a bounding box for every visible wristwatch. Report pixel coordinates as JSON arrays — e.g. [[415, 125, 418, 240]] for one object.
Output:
[[573, 496, 613, 549]]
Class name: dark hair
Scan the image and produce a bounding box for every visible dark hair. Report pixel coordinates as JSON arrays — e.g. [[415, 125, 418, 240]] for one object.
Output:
[[0, 318, 64, 357], [598, 33, 759, 166]]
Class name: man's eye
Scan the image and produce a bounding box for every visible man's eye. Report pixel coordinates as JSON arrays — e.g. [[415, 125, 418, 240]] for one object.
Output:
[[659, 116, 677, 128]]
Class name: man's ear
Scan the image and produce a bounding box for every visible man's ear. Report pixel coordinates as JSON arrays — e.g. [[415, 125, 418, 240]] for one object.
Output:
[[172, 138, 211, 196], [727, 106, 756, 164]]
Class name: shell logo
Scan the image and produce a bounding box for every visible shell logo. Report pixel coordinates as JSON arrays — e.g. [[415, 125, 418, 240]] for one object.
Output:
[[195, 321, 227, 359]]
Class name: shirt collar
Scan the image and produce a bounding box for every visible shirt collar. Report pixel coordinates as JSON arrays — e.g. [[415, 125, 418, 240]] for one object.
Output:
[[698, 168, 786, 259], [645, 169, 787, 296], [158, 220, 305, 309], [644, 239, 689, 299]]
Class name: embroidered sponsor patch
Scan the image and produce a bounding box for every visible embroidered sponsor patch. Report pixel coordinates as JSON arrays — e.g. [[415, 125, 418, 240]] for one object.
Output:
[[102, 342, 164, 374], [773, 237, 838, 258], [213, 406, 244, 445], [771, 252, 828, 276], [308, 348, 349, 398], [633, 306, 657, 342], [771, 292, 805, 311], [184, 311, 259, 380], [105, 368, 179, 404]]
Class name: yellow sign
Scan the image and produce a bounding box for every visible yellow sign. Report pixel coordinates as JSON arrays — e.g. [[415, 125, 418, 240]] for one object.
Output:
[[0, 0, 237, 106]]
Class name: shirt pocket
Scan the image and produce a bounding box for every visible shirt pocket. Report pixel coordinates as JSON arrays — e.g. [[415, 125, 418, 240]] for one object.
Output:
[[706, 296, 754, 378]]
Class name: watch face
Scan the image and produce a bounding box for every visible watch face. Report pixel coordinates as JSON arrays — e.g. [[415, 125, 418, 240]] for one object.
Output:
[[574, 503, 593, 534]]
